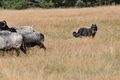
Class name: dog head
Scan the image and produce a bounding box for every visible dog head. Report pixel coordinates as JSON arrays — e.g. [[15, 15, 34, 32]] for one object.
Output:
[[90, 24, 98, 34]]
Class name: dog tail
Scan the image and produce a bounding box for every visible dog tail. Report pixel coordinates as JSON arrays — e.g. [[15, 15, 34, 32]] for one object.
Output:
[[73, 31, 80, 37]]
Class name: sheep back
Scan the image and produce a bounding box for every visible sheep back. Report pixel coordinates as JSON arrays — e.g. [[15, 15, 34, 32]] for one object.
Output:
[[12, 26, 34, 34], [22, 32, 43, 43]]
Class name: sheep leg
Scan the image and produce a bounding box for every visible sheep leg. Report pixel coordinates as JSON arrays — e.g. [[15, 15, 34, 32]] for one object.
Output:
[[26, 47, 30, 54], [41, 45, 46, 51], [38, 43, 46, 51], [2, 51, 5, 56], [2, 49, 7, 56], [15, 49, 20, 56]]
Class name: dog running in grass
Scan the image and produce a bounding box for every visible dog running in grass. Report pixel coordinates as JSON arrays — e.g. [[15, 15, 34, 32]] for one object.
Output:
[[73, 24, 98, 38]]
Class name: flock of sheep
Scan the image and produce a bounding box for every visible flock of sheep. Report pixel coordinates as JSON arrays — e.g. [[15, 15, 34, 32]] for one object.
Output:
[[0, 20, 46, 56], [0, 20, 98, 56]]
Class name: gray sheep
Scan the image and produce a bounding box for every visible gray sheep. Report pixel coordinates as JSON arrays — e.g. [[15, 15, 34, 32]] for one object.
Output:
[[0, 31, 26, 56], [22, 32, 46, 52], [0, 20, 34, 34], [11, 26, 34, 34]]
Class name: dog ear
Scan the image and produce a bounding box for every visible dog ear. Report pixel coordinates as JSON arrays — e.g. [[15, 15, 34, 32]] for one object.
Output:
[[91, 24, 94, 27]]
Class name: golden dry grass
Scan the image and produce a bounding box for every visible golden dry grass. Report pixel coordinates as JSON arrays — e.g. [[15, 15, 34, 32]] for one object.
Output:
[[0, 6, 120, 80]]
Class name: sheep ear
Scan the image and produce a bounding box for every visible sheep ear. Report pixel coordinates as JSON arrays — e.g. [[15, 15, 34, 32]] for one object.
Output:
[[2, 20, 7, 27], [3, 20, 7, 24]]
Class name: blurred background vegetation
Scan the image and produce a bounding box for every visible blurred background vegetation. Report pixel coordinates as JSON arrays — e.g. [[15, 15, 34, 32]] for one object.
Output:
[[0, 0, 120, 9]]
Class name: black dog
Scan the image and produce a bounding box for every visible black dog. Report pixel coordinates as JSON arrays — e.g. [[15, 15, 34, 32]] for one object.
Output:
[[73, 24, 98, 38]]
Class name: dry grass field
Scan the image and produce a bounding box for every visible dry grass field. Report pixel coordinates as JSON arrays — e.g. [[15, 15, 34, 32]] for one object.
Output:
[[0, 6, 120, 80]]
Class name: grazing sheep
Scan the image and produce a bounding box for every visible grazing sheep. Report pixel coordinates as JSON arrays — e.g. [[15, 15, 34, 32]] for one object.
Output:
[[0, 20, 34, 34], [11, 26, 34, 34], [0, 31, 26, 56], [73, 24, 98, 38], [22, 32, 46, 52]]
